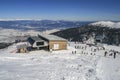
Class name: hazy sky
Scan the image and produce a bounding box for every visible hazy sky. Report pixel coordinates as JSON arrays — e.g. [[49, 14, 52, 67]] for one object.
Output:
[[0, 0, 120, 21]]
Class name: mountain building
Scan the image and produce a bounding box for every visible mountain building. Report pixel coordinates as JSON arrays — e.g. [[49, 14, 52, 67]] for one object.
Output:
[[27, 34, 67, 51]]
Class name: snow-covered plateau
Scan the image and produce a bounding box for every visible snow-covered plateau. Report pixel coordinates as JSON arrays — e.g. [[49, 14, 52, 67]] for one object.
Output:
[[0, 42, 120, 80]]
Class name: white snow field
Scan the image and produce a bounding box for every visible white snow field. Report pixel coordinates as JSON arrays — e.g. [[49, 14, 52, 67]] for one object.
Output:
[[0, 42, 120, 80]]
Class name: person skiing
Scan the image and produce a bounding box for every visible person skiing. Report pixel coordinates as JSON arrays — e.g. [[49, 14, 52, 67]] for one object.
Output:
[[113, 52, 116, 59], [104, 51, 107, 57], [75, 50, 76, 54]]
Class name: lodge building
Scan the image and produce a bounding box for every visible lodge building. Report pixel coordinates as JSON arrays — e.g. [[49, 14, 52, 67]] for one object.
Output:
[[27, 34, 67, 51]]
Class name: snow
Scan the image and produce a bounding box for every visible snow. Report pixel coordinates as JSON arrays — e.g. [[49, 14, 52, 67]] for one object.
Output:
[[0, 42, 120, 80], [103, 44, 120, 52], [90, 21, 120, 28], [97, 57, 120, 80], [0, 27, 120, 80], [42, 29, 60, 34], [0, 28, 60, 43]]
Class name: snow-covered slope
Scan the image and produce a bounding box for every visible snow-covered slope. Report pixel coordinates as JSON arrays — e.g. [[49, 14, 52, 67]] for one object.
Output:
[[0, 42, 120, 80], [90, 21, 120, 28]]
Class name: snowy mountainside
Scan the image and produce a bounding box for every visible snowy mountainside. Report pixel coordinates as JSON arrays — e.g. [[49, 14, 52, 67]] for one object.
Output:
[[0, 20, 120, 80], [52, 21, 120, 45], [0, 42, 120, 80], [90, 21, 120, 28]]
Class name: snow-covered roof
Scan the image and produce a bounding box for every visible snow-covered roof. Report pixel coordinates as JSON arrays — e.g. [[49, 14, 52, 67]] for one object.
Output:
[[16, 42, 28, 49], [38, 34, 67, 41], [30, 36, 44, 41]]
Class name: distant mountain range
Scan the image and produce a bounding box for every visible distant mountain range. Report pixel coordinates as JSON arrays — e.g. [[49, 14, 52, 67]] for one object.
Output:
[[52, 21, 120, 45], [0, 20, 92, 31]]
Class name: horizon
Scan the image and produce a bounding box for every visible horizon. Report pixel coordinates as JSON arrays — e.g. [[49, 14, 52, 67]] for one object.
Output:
[[0, 18, 119, 22], [0, 0, 120, 21]]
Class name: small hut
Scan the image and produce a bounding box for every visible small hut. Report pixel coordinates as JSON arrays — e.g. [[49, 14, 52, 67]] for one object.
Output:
[[16, 42, 28, 53]]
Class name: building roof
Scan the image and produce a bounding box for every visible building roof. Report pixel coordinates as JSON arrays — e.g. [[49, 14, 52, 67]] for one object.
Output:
[[39, 34, 67, 41], [16, 42, 28, 49], [30, 36, 44, 41]]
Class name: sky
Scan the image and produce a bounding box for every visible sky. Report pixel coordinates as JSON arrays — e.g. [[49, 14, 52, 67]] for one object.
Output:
[[0, 0, 120, 21]]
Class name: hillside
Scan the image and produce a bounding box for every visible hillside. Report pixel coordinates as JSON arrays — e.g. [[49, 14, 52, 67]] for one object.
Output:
[[0, 42, 120, 80], [52, 21, 120, 45]]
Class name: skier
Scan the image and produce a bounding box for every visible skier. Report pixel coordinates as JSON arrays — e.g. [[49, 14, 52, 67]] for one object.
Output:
[[72, 51, 73, 54], [104, 51, 107, 57], [113, 52, 116, 59], [75, 50, 76, 54]]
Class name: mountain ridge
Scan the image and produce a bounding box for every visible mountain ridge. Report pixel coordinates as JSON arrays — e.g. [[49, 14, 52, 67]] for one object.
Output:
[[52, 21, 120, 45], [90, 21, 120, 28]]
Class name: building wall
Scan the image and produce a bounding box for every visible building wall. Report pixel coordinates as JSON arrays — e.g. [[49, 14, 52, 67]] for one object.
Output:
[[19, 48, 27, 53], [49, 40, 67, 51]]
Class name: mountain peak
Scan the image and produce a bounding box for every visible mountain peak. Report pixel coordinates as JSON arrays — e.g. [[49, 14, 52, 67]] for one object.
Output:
[[90, 21, 120, 28]]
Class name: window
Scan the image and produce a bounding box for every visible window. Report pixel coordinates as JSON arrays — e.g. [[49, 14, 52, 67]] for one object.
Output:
[[53, 44, 59, 50], [36, 42, 44, 46]]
